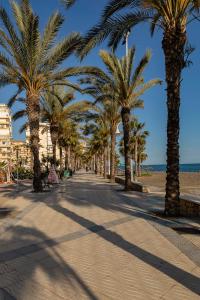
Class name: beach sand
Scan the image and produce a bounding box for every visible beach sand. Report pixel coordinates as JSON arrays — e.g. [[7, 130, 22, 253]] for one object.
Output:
[[139, 172, 200, 194]]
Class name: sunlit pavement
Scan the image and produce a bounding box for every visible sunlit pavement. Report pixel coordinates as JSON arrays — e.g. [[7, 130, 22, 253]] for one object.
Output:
[[0, 171, 199, 299]]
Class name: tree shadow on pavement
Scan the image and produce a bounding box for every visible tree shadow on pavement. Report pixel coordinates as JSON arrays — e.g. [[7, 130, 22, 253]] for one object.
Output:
[[44, 202, 200, 296], [0, 225, 98, 300]]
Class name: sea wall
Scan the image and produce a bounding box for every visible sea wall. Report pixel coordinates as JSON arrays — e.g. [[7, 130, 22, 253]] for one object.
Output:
[[114, 176, 149, 193]]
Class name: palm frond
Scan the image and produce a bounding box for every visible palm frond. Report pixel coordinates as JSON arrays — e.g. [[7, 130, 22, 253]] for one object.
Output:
[[131, 49, 152, 89], [42, 32, 82, 71], [7, 89, 23, 107], [0, 7, 26, 69], [133, 78, 162, 99], [102, 0, 139, 21], [62, 0, 77, 8], [0, 73, 16, 88], [19, 122, 28, 134], [40, 11, 64, 56], [107, 12, 150, 50], [12, 109, 27, 121]]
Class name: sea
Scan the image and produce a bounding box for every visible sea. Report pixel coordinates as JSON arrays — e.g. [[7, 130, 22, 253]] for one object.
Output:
[[118, 163, 200, 173]]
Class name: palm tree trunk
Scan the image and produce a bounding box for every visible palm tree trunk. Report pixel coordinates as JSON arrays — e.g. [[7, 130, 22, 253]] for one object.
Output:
[[68, 146, 72, 169], [103, 147, 107, 179], [110, 125, 116, 182], [94, 154, 98, 174], [96, 155, 100, 174], [138, 155, 142, 177], [100, 153, 103, 175], [121, 107, 132, 190], [65, 146, 68, 169], [27, 93, 43, 192], [162, 29, 186, 216], [59, 147, 63, 172], [50, 125, 58, 166], [134, 139, 138, 179]]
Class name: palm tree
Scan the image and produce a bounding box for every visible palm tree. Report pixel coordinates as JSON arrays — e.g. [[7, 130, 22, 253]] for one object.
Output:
[[79, 48, 160, 190], [88, 125, 109, 177], [82, 106, 110, 178], [0, 0, 82, 191], [59, 121, 81, 171], [137, 139, 148, 177], [41, 86, 90, 165], [104, 100, 121, 181], [41, 88, 73, 165], [119, 119, 149, 178], [82, 88, 121, 182], [66, 0, 200, 214], [130, 119, 149, 178]]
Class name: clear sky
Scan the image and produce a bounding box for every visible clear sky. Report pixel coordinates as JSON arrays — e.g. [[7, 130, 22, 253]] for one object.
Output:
[[0, 0, 200, 165]]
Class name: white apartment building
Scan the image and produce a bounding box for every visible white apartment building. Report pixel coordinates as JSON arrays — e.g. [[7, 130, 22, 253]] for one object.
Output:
[[0, 104, 12, 163]]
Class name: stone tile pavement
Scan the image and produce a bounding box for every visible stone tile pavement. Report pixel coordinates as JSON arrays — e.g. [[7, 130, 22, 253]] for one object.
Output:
[[0, 171, 199, 299]]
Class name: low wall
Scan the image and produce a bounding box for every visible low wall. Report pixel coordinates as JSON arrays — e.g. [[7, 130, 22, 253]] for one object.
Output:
[[113, 175, 200, 216], [115, 176, 149, 193], [180, 198, 200, 217]]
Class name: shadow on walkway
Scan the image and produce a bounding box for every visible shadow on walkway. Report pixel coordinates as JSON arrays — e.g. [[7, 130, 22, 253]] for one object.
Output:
[[44, 201, 200, 296], [0, 225, 98, 300]]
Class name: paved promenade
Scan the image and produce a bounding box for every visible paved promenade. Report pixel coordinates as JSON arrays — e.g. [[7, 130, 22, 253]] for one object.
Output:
[[0, 172, 200, 299]]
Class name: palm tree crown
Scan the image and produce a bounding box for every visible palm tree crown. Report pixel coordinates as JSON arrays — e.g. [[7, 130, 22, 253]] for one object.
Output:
[[66, 0, 200, 56]]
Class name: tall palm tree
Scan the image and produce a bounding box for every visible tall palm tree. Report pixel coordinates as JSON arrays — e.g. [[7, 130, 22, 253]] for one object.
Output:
[[82, 82, 121, 182], [65, 0, 200, 214], [80, 48, 160, 190], [41, 88, 73, 165], [59, 121, 81, 171], [0, 0, 82, 191], [41, 86, 90, 165], [137, 138, 148, 177], [119, 119, 149, 178], [130, 119, 149, 178], [83, 105, 110, 178], [88, 124, 109, 176]]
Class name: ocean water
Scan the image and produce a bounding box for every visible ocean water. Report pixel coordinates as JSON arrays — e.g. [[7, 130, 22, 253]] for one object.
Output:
[[119, 163, 200, 173]]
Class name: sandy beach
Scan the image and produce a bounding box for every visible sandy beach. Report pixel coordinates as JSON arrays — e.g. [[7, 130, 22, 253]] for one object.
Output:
[[139, 172, 200, 194]]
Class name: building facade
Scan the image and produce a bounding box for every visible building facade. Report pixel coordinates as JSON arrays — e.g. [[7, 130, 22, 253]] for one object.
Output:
[[0, 104, 12, 163], [11, 140, 32, 168]]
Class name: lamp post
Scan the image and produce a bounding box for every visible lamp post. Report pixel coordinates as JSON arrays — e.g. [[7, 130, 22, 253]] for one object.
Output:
[[123, 28, 131, 56]]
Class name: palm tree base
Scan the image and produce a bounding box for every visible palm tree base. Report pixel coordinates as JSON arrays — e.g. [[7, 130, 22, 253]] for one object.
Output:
[[33, 179, 43, 193], [123, 187, 132, 192], [164, 199, 180, 217]]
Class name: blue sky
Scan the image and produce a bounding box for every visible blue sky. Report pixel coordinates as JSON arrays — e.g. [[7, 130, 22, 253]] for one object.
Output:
[[0, 0, 200, 164]]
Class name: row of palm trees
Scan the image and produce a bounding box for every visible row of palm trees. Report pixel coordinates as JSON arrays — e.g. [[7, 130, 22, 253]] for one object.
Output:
[[63, 0, 200, 217], [0, 0, 197, 216], [79, 49, 160, 185]]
